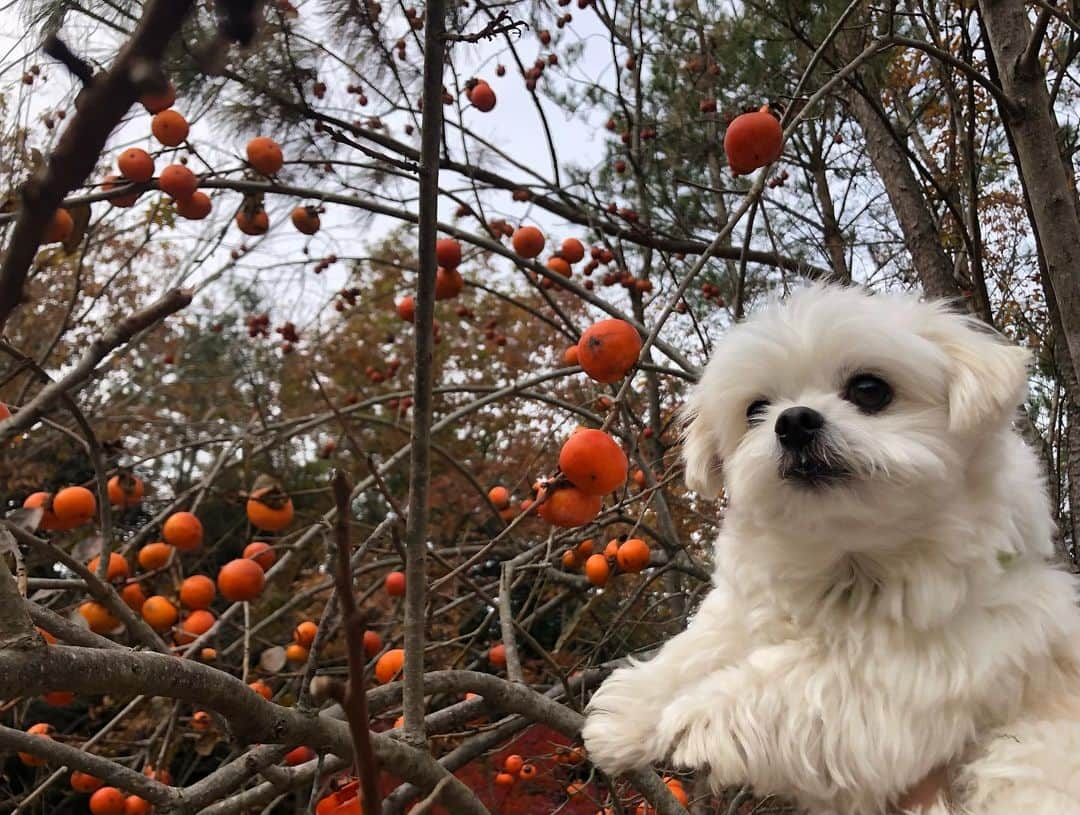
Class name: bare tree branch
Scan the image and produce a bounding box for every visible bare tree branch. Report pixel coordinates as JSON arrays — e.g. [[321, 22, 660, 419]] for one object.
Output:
[[0, 0, 196, 329]]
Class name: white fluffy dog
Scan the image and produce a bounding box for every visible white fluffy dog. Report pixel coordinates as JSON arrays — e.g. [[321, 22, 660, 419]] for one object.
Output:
[[582, 285, 1080, 813]]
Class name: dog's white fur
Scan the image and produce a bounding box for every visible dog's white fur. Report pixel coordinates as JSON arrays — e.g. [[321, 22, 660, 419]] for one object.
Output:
[[582, 285, 1080, 814]]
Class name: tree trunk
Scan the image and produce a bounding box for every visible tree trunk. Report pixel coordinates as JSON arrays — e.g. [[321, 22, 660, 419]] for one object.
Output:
[[844, 81, 959, 299], [977, 0, 1080, 375]]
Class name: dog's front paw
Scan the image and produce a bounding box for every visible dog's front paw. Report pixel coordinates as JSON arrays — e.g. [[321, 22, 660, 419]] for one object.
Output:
[[657, 690, 745, 784], [583, 668, 665, 774]]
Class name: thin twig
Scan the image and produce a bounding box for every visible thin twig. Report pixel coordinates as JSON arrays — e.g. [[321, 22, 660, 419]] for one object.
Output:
[[444, 10, 527, 42], [497, 563, 524, 682], [332, 472, 382, 814]]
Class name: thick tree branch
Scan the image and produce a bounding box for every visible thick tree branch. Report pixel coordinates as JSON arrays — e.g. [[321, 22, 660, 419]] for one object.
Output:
[[1019, 3, 1057, 76], [0, 725, 175, 805], [0, 646, 490, 815], [402, 0, 447, 749], [0, 549, 38, 649]]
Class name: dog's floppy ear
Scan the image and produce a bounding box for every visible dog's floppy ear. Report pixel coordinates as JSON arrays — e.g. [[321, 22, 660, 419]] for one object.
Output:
[[680, 396, 724, 497], [927, 310, 1030, 432]]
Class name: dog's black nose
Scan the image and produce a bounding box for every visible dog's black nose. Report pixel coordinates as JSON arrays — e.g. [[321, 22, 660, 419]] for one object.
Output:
[[775, 406, 824, 450]]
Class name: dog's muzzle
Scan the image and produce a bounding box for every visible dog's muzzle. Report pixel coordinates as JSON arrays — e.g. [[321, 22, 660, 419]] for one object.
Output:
[[775, 406, 849, 486]]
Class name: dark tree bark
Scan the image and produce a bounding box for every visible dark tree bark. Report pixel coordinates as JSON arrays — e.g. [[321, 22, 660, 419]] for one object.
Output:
[[978, 0, 1080, 374], [844, 80, 960, 299]]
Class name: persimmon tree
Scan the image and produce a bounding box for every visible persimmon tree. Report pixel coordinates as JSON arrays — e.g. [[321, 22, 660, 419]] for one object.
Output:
[[1, 0, 1080, 812]]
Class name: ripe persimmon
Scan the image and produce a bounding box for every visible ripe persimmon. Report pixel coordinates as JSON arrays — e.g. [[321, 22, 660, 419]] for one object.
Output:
[[176, 609, 216, 644], [577, 319, 642, 383], [396, 296, 416, 322], [236, 208, 269, 235], [489, 643, 507, 666], [562, 549, 580, 569], [121, 583, 147, 612], [286, 643, 310, 662], [102, 174, 139, 207], [151, 109, 189, 147], [488, 486, 510, 509], [44, 208, 73, 243], [163, 512, 203, 551], [88, 552, 129, 581], [291, 205, 320, 234], [144, 765, 172, 784], [246, 494, 294, 531], [70, 771, 104, 793], [653, 777, 688, 807], [468, 81, 496, 112], [124, 795, 153, 815], [191, 710, 212, 731], [218, 558, 266, 601], [24, 491, 63, 530], [362, 629, 382, 657], [511, 225, 545, 258], [374, 648, 405, 683], [284, 746, 316, 765], [18, 723, 53, 766], [546, 256, 571, 277], [504, 755, 524, 774], [519, 763, 538, 780], [585, 553, 610, 587], [107, 473, 144, 507], [175, 191, 212, 220], [604, 538, 620, 558], [117, 148, 154, 183], [315, 781, 362, 815], [142, 595, 178, 630], [37, 626, 58, 645], [559, 429, 628, 495], [560, 237, 585, 263], [79, 601, 118, 633], [243, 541, 276, 571], [724, 104, 783, 175], [158, 164, 198, 200], [436, 237, 462, 268], [294, 620, 318, 647], [556, 745, 587, 765], [140, 83, 176, 114], [138, 542, 172, 570], [616, 538, 651, 572], [89, 786, 127, 815], [43, 690, 74, 706], [385, 570, 406, 596], [246, 137, 284, 175], [53, 485, 96, 527], [249, 679, 273, 700], [495, 772, 516, 787], [435, 266, 464, 300], [179, 574, 216, 609], [537, 484, 602, 527]]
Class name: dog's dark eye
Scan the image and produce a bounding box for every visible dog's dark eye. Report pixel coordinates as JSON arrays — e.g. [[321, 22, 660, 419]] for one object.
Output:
[[746, 399, 770, 424], [844, 374, 892, 413]]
